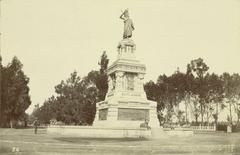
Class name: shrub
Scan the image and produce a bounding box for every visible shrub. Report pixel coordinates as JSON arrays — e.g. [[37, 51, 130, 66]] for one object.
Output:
[[233, 123, 240, 132], [217, 122, 228, 131]]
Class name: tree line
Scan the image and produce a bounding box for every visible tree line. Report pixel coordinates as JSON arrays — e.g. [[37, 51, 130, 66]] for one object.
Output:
[[1, 53, 239, 128], [33, 54, 240, 126], [144, 58, 240, 126]]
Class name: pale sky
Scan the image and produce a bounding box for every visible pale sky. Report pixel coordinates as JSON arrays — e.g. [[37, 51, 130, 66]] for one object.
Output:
[[1, 0, 240, 113]]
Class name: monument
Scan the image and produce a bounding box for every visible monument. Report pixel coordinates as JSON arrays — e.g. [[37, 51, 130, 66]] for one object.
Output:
[[48, 9, 161, 138], [93, 9, 160, 128]]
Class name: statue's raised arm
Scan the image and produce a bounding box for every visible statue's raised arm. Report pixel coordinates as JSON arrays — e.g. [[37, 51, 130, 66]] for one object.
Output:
[[120, 9, 134, 39], [119, 10, 126, 20]]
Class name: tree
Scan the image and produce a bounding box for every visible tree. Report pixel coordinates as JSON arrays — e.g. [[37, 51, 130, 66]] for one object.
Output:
[[204, 73, 224, 125], [144, 80, 158, 101], [32, 96, 56, 124], [82, 71, 99, 124], [0, 57, 31, 127], [144, 80, 165, 124], [183, 64, 197, 124], [221, 73, 240, 125], [0, 56, 2, 125], [96, 51, 109, 101], [33, 70, 99, 125], [187, 58, 209, 125], [168, 70, 187, 106], [32, 52, 109, 125], [54, 71, 88, 125], [145, 70, 189, 125]]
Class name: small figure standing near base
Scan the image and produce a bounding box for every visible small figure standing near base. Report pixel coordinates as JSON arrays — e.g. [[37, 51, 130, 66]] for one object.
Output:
[[33, 118, 39, 134]]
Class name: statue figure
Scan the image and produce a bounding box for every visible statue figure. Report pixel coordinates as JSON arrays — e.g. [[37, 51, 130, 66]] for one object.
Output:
[[120, 9, 135, 39], [140, 119, 151, 130]]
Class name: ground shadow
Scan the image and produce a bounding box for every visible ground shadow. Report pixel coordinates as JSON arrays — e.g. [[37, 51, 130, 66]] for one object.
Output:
[[54, 137, 150, 144]]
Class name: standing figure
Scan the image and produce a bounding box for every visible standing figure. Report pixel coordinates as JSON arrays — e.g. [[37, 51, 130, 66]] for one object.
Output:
[[33, 118, 39, 134], [120, 9, 135, 39]]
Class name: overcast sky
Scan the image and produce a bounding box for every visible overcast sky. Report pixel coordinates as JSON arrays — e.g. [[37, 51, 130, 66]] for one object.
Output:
[[1, 0, 240, 113]]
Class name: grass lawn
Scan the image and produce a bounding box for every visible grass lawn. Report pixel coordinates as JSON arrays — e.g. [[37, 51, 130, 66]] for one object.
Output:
[[0, 128, 240, 155]]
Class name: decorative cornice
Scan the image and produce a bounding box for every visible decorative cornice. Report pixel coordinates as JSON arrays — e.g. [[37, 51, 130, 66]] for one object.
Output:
[[108, 61, 146, 75]]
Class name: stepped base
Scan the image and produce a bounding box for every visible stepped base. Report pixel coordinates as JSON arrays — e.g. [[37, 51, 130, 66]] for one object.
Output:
[[47, 125, 152, 138]]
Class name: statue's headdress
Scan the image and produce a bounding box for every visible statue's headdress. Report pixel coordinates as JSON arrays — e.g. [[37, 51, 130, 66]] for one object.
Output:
[[123, 9, 129, 17]]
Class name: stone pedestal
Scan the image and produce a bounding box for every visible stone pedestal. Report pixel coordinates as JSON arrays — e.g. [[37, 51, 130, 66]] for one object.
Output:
[[93, 39, 160, 128]]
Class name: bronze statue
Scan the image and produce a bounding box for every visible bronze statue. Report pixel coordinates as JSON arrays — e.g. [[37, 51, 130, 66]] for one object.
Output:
[[120, 9, 134, 39]]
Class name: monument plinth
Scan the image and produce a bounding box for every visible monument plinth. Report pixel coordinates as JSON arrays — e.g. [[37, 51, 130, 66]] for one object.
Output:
[[93, 38, 159, 128]]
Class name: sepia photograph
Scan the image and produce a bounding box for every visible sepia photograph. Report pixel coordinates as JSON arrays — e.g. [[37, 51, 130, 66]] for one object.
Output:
[[0, 0, 240, 154]]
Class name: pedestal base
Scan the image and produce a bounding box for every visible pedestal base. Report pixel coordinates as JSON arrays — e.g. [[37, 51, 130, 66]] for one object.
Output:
[[93, 95, 160, 128]]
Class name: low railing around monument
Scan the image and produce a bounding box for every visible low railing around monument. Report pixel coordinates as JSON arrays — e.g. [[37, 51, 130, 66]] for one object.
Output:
[[191, 125, 216, 132], [162, 125, 216, 132]]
